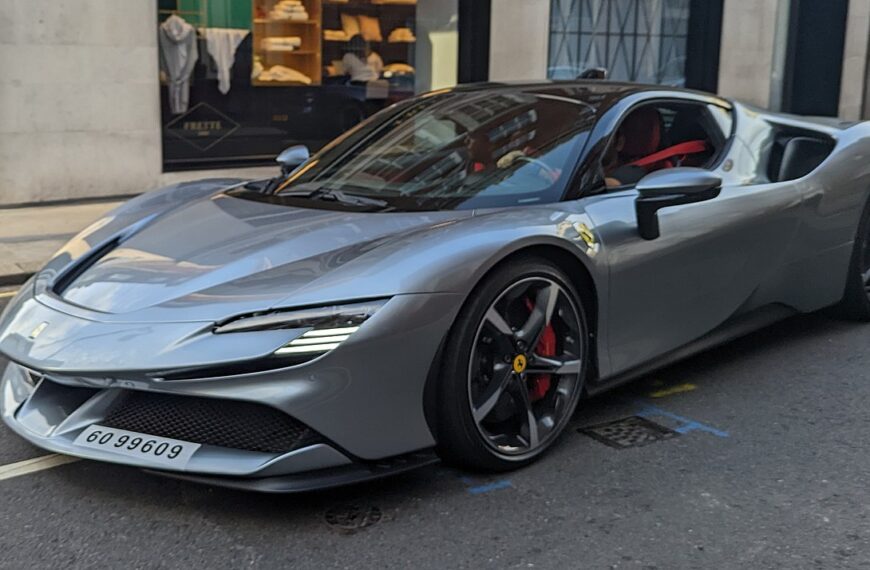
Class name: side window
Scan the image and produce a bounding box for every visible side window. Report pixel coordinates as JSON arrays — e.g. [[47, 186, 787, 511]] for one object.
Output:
[[601, 101, 731, 190]]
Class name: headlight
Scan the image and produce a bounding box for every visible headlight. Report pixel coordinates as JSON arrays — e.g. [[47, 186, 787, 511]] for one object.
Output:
[[214, 299, 387, 358]]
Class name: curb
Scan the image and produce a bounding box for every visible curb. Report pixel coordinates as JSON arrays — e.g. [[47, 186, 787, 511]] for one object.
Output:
[[0, 194, 137, 211]]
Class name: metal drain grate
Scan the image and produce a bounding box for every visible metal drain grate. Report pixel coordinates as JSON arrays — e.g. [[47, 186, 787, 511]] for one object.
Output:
[[324, 505, 382, 533], [579, 416, 678, 449]]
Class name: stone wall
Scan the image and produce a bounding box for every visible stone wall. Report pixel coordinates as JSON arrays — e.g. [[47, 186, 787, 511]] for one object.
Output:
[[0, 0, 162, 206], [489, 0, 551, 82], [717, 0, 780, 108], [0, 0, 422, 206], [839, 0, 870, 120]]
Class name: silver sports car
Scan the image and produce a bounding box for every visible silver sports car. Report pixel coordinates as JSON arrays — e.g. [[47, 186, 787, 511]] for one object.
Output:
[[3, 81, 870, 492]]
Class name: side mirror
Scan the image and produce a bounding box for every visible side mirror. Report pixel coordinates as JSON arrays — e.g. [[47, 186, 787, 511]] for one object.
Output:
[[635, 167, 722, 240], [276, 144, 310, 175]]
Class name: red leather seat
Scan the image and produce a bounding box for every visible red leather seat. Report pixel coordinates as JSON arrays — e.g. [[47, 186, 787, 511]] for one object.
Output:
[[618, 106, 709, 173], [618, 106, 663, 164]]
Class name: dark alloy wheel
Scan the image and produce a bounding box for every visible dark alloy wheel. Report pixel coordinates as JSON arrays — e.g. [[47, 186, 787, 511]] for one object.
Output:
[[839, 197, 870, 321], [436, 257, 588, 471]]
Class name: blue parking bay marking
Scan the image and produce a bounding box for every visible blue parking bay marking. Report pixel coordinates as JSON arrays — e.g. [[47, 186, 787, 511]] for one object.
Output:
[[459, 476, 513, 495], [635, 402, 729, 438]]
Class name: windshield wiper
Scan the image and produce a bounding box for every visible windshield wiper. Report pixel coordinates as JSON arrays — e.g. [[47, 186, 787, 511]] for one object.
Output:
[[276, 185, 390, 209], [315, 189, 389, 208]]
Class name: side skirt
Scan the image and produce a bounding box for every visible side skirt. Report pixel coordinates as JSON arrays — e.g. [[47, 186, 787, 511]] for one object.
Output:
[[586, 303, 798, 397]]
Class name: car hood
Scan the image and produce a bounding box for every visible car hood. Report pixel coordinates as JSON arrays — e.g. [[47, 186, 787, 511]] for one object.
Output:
[[49, 193, 471, 322]]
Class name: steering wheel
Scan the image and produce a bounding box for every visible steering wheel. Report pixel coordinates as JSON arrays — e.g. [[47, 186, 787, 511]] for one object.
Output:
[[513, 155, 560, 180]]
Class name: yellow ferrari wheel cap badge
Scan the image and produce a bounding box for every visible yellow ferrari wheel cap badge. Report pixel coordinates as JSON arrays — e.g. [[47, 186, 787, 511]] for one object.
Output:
[[512, 354, 527, 374]]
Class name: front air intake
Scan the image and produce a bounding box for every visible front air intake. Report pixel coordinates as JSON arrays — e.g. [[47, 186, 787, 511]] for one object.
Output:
[[102, 391, 323, 454]]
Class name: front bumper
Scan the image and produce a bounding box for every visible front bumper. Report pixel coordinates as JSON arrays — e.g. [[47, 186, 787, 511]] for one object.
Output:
[[0, 291, 463, 489], [1, 365, 439, 491]]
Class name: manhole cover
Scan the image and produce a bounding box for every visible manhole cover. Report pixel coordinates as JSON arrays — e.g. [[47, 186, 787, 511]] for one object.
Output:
[[579, 416, 678, 449], [324, 504, 382, 533]]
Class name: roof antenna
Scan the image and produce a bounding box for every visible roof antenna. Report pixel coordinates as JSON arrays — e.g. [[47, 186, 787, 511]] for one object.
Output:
[[578, 67, 607, 80]]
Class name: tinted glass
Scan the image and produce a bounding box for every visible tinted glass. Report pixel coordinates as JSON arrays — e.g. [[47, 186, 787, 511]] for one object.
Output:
[[233, 88, 598, 211]]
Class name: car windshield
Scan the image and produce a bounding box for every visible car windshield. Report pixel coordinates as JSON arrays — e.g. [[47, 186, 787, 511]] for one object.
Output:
[[230, 87, 599, 212]]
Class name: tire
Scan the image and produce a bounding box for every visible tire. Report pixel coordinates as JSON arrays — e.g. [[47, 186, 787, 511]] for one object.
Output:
[[436, 255, 589, 471], [839, 197, 870, 321]]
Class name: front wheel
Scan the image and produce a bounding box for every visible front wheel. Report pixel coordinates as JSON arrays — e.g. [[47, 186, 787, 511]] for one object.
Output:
[[436, 257, 589, 471]]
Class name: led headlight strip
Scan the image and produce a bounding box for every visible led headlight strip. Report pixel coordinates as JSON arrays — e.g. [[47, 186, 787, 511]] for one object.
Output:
[[273, 326, 360, 355], [214, 299, 387, 359]]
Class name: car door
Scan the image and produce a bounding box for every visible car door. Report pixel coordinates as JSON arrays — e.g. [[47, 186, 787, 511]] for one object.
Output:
[[581, 100, 805, 376]]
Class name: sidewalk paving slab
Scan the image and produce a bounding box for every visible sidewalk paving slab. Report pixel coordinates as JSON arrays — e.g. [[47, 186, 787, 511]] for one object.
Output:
[[0, 201, 122, 284]]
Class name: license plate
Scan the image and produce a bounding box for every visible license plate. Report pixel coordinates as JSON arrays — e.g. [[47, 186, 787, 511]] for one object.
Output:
[[73, 425, 200, 468]]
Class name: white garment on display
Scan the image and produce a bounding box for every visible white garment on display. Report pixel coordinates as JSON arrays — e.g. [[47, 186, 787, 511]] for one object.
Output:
[[341, 52, 384, 82], [204, 28, 250, 95], [158, 15, 199, 114]]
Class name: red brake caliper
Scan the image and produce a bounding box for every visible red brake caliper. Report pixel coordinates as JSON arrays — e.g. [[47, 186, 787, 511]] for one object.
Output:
[[525, 298, 556, 402]]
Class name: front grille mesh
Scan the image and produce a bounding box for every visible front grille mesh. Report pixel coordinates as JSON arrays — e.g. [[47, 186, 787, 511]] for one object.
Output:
[[102, 392, 321, 454]]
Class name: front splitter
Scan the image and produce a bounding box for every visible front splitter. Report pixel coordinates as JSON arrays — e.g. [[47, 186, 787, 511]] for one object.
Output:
[[145, 449, 440, 493]]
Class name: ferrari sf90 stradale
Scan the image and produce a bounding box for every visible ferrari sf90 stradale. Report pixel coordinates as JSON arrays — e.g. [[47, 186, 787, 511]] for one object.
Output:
[[2, 81, 870, 492]]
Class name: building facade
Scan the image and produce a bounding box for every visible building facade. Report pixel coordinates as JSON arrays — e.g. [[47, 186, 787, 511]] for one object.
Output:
[[0, 0, 867, 206]]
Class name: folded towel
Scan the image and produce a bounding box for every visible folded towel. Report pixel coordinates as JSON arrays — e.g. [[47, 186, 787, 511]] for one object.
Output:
[[270, 1, 309, 20], [263, 36, 302, 47], [388, 27, 416, 42], [383, 62, 415, 74], [257, 65, 312, 84], [324, 29, 349, 41], [270, 10, 309, 20]]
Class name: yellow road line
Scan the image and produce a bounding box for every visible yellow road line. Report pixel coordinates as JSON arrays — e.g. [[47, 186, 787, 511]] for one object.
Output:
[[648, 383, 698, 399], [0, 454, 80, 482], [0, 290, 18, 299]]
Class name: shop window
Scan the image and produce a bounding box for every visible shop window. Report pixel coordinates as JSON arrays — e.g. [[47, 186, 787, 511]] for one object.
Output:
[[157, 0, 458, 171], [548, 0, 690, 85]]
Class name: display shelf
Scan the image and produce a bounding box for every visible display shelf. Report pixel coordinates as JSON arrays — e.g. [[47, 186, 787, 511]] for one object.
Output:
[[253, 0, 323, 85], [254, 18, 320, 24], [322, 37, 415, 43], [252, 79, 315, 86], [259, 49, 318, 54], [323, 0, 415, 6], [253, 0, 416, 87]]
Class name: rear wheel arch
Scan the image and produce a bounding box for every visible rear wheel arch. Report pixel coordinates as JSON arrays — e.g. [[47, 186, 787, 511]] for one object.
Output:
[[838, 188, 870, 320]]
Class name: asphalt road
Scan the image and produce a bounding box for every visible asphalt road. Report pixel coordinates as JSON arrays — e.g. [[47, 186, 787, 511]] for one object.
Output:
[[2, 292, 870, 569]]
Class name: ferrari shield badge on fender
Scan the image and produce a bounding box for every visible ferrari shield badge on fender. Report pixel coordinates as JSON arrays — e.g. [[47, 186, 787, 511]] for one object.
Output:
[[29, 322, 48, 340]]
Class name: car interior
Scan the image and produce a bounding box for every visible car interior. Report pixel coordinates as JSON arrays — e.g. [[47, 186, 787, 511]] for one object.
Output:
[[603, 101, 837, 188], [601, 102, 730, 188]]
